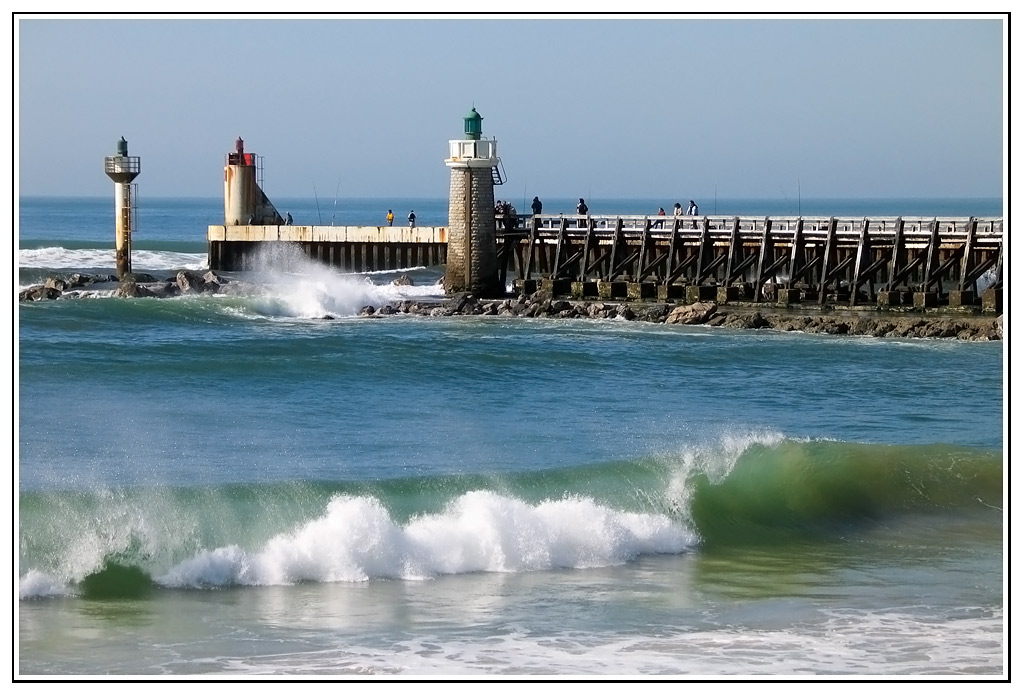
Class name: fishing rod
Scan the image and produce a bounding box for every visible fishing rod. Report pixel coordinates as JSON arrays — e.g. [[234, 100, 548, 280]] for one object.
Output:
[[332, 177, 340, 226], [313, 180, 323, 225]]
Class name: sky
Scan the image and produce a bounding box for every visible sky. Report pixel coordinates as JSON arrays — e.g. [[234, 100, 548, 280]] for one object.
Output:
[[15, 13, 1007, 202]]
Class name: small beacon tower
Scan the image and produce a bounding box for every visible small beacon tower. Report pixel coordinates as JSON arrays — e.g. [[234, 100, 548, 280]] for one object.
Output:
[[103, 137, 140, 279], [444, 108, 503, 296], [224, 137, 283, 226]]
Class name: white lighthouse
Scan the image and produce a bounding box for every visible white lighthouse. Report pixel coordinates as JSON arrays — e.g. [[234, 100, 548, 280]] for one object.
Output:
[[444, 108, 504, 295], [103, 137, 140, 278]]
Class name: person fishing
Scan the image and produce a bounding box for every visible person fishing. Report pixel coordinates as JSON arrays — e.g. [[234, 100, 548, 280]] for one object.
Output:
[[577, 198, 589, 228]]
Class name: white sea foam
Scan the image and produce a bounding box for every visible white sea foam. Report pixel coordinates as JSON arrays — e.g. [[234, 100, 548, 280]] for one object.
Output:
[[237, 245, 443, 319], [18, 569, 68, 599], [194, 609, 1004, 676], [240, 272, 440, 320], [19, 246, 208, 272], [155, 491, 696, 588]]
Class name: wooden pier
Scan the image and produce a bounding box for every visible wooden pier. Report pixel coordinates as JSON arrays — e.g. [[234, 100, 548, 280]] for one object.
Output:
[[208, 213, 1003, 311], [502, 214, 1003, 311]]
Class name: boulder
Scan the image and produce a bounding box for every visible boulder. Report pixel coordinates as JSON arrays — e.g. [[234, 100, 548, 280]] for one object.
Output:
[[392, 274, 414, 286], [43, 277, 69, 292], [445, 292, 478, 313], [113, 281, 156, 298], [149, 282, 181, 299], [176, 269, 209, 294], [173, 269, 224, 294], [633, 304, 671, 323], [202, 271, 227, 292], [665, 302, 717, 325], [66, 272, 114, 288], [19, 285, 61, 301]]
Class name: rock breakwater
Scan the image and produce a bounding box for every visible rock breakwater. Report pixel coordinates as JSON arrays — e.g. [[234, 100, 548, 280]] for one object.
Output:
[[19, 273, 1002, 341], [363, 292, 1002, 341]]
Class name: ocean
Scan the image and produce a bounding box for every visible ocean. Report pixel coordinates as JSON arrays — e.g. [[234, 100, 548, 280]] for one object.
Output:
[[17, 196, 1005, 677]]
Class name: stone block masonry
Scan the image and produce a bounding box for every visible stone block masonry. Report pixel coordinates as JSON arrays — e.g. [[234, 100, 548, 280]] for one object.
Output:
[[444, 166, 499, 295]]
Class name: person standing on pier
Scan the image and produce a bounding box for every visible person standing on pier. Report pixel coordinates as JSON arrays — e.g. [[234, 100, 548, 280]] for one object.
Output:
[[285, 212, 293, 225], [673, 202, 683, 216], [532, 196, 543, 215], [387, 209, 394, 226], [408, 210, 416, 228], [686, 200, 699, 228], [577, 198, 589, 228], [654, 207, 666, 228]]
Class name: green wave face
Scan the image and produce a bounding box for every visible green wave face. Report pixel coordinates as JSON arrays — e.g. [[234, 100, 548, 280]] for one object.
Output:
[[686, 439, 1003, 547]]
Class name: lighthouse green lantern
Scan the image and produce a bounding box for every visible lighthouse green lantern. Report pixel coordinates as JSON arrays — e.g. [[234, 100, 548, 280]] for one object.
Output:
[[464, 107, 483, 141]]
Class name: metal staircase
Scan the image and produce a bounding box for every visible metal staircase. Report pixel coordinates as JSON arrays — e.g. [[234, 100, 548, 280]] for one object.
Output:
[[492, 158, 506, 186]]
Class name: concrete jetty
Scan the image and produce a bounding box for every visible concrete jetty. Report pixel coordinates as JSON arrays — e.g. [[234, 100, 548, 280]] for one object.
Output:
[[207, 224, 448, 272]]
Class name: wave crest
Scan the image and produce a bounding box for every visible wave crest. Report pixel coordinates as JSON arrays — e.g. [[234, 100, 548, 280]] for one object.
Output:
[[153, 492, 695, 589]]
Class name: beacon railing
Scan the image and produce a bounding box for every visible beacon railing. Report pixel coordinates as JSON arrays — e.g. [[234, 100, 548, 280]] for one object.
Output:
[[103, 156, 141, 178], [496, 214, 1003, 307], [448, 138, 498, 161]]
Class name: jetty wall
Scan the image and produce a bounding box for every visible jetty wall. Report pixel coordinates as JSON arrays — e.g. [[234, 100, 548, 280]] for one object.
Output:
[[207, 225, 448, 272]]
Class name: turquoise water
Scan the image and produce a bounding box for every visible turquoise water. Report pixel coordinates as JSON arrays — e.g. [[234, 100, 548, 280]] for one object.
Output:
[[17, 197, 1005, 676]]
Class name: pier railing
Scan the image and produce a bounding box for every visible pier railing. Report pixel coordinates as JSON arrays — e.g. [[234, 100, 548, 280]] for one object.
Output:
[[496, 214, 1003, 310]]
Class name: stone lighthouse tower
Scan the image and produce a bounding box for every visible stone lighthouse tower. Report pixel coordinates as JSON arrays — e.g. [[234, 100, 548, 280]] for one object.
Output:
[[444, 108, 503, 296]]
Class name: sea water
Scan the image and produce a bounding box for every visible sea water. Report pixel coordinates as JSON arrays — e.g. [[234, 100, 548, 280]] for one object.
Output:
[[16, 197, 1005, 677]]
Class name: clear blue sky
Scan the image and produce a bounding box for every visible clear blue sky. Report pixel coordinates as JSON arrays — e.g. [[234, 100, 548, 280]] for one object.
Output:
[[16, 14, 1006, 201]]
